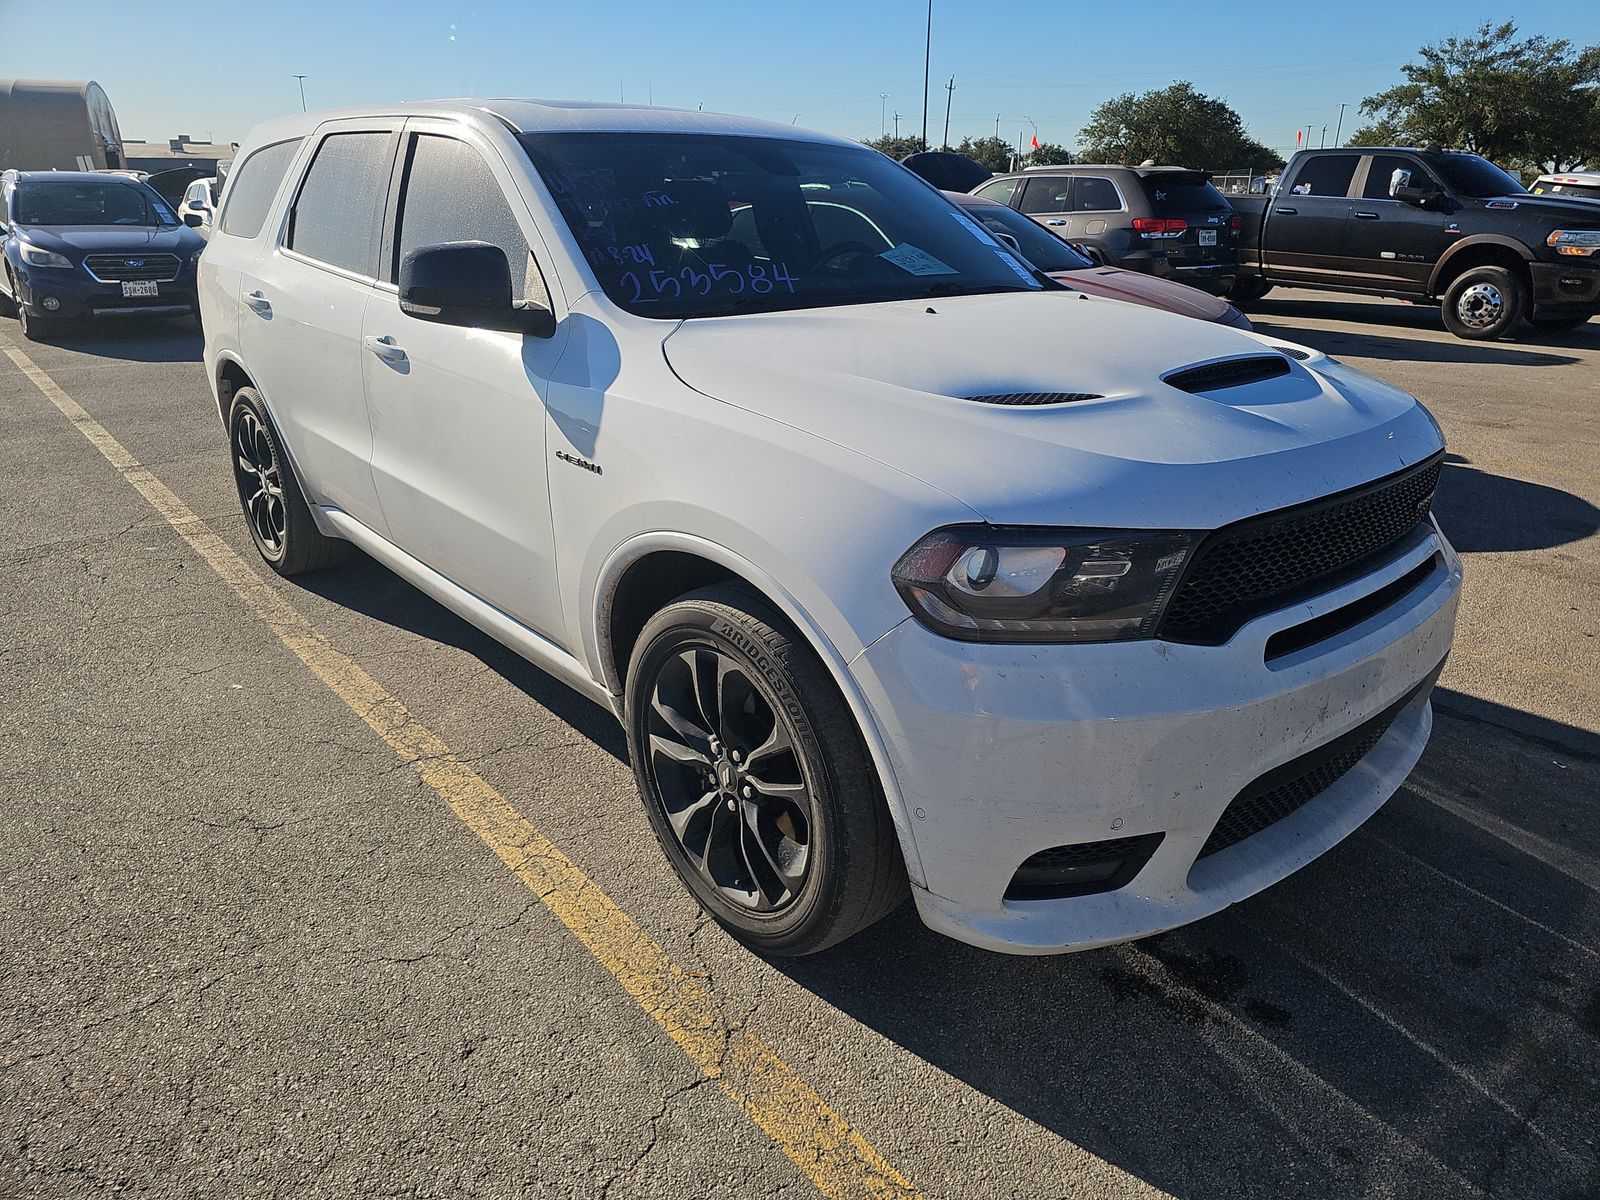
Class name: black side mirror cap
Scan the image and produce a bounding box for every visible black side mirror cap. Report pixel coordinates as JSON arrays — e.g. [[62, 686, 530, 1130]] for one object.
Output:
[[182, 211, 203, 227], [399, 241, 556, 338]]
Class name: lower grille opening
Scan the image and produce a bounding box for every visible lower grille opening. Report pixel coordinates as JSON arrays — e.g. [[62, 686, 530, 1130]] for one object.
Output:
[[1264, 555, 1440, 662], [1196, 666, 1441, 860], [1005, 833, 1164, 901]]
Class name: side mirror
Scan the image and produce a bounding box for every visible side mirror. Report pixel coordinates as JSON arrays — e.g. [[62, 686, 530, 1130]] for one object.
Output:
[[183, 211, 203, 228], [399, 241, 555, 338], [1387, 168, 1412, 198]]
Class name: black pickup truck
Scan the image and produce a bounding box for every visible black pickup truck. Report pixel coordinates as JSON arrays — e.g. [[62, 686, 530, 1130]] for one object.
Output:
[[1229, 146, 1600, 339]]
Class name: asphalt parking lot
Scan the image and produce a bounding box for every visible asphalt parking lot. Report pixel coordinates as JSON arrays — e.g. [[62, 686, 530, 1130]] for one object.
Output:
[[2, 292, 1597, 1200]]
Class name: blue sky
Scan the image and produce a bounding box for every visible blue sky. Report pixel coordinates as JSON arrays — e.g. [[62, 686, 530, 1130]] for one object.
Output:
[[7, 1, 1599, 157]]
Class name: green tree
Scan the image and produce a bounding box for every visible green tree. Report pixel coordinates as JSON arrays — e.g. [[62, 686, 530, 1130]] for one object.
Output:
[[1078, 82, 1284, 171], [1024, 141, 1073, 166], [861, 134, 927, 160], [1357, 21, 1600, 172], [953, 135, 1017, 172]]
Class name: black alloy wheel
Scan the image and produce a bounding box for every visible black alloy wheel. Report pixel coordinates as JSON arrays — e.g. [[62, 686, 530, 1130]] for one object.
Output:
[[226, 387, 348, 576]]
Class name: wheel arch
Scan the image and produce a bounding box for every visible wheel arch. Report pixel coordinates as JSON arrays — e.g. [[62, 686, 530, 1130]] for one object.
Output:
[[1428, 236, 1533, 297], [593, 533, 927, 887], [212, 351, 254, 426]]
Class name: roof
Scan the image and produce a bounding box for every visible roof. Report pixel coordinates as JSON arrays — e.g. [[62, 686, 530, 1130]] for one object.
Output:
[[235, 98, 857, 150], [1003, 164, 1206, 177]]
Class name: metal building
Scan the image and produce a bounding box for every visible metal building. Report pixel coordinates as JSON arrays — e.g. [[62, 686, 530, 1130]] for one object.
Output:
[[0, 78, 125, 171]]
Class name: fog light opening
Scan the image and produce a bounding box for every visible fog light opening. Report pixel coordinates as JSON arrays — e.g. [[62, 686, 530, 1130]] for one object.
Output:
[[1004, 832, 1164, 902], [41, 296, 62, 312]]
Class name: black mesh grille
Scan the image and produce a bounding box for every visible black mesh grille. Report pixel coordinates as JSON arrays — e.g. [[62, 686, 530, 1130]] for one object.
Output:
[[84, 253, 181, 282], [1006, 833, 1163, 901], [1159, 455, 1442, 644], [965, 391, 1102, 406], [1273, 345, 1311, 360], [1163, 355, 1291, 393], [1196, 670, 1437, 859]]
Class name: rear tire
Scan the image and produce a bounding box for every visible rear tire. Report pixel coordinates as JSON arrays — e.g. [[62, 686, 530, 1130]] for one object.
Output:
[[227, 386, 349, 576], [1226, 276, 1272, 304], [1528, 313, 1590, 332], [625, 583, 907, 956], [1441, 266, 1526, 340]]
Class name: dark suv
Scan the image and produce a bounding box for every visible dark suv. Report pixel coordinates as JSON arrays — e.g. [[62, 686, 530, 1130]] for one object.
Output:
[[0, 169, 204, 341], [971, 165, 1240, 291]]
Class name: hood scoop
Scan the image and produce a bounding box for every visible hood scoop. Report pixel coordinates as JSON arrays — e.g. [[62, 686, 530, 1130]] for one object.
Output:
[[963, 390, 1103, 406], [1164, 355, 1291, 394]]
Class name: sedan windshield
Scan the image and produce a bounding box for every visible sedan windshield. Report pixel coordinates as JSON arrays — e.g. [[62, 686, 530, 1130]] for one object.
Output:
[[1430, 154, 1527, 199], [519, 132, 1044, 318], [15, 181, 175, 226], [955, 199, 1093, 272]]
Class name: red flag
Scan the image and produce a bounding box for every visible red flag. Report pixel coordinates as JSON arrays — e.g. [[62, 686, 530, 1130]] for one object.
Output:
[[1296, 128, 1303, 147], [1030, 133, 1040, 150]]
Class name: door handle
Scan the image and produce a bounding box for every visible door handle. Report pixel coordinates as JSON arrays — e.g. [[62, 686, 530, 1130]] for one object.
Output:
[[1275, 207, 1298, 215], [1046, 219, 1067, 226], [1354, 211, 1379, 219], [243, 290, 271, 315], [364, 334, 407, 363]]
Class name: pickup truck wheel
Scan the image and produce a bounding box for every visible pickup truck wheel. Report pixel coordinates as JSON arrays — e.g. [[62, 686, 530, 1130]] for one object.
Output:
[[625, 584, 907, 956], [1226, 277, 1272, 304], [1528, 314, 1590, 332], [1441, 266, 1526, 340], [227, 387, 349, 576]]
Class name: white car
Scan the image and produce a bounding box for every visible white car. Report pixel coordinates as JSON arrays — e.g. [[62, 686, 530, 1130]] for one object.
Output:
[[179, 176, 217, 234], [1529, 172, 1600, 202], [199, 100, 1461, 956]]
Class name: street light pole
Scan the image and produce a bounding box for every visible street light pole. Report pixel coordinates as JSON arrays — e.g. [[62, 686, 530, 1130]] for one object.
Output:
[[879, 93, 888, 138], [921, 0, 932, 150], [292, 75, 307, 112], [1334, 103, 1347, 148]]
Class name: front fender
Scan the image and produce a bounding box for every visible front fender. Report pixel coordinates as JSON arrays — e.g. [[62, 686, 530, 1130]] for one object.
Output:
[[1428, 234, 1534, 295]]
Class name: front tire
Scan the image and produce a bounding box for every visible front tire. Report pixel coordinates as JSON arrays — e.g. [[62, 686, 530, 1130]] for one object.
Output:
[[1441, 266, 1526, 340], [625, 584, 907, 956], [18, 304, 56, 342], [227, 387, 348, 576]]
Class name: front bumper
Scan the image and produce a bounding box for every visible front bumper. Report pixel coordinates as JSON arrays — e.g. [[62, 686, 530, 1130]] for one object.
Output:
[[1529, 260, 1600, 315], [13, 262, 198, 321], [850, 527, 1462, 954]]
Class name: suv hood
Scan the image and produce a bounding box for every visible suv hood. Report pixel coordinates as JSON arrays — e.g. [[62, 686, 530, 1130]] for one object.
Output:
[[17, 224, 200, 255], [662, 290, 1443, 529]]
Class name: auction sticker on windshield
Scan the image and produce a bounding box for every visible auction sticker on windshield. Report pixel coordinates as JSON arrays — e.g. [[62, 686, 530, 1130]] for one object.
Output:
[[879, 243, 957, 275]]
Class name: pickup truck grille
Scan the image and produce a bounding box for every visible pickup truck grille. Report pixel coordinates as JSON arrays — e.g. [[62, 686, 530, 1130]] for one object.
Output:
[[84, 253, 181, 282], [1158, 454, 1443, 644]]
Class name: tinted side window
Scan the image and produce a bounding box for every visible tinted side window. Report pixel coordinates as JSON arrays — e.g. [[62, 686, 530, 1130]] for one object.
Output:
[[1288, 154, 1360, 198], [1019, 177, 1071, 214], [1073, 177, 1121, 211], [394, 134, 539, 303], [218, 138, 302, 238], [287, 131, 392, 275], [972, 177, 1019, 205], [1363, 155, 1438, 200]]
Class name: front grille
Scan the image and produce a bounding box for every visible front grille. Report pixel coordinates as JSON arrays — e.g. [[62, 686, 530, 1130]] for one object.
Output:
[[1197, 670, 1436, 859], [1163, 355, 1290, 393], [1158, 454, 1443, 644], [84, 253, 181, 282], [965, 391, 1102, 406]]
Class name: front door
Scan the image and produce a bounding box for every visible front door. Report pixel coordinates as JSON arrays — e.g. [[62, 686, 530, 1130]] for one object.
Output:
[[1263, 152, 1361, 286], [1341, 154, 1454, 294], [360, 121, 568, 641]]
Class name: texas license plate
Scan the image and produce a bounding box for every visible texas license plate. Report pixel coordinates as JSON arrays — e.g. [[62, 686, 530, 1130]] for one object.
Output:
[[121, 280, 158, 298], [1199, 229, 1218, 246]]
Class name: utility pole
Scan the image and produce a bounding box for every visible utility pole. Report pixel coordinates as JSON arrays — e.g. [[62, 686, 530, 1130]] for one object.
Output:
[[942, 77, 954, 151], [292, 75, 307, 112], [995, 113, 1001, 140], [1320, 124, 1328, 148], [893, 111, 902, 139], [921, 0, 933, 150], [1334, 103, 1346, 148], [879, 93, 888, 138]]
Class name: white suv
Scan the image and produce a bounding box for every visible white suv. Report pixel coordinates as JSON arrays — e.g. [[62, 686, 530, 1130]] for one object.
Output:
[[200, 100, 1461, 956]]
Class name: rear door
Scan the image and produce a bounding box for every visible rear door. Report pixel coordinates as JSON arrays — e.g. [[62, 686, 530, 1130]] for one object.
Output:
[[238, 120, 397, 534], [360, 118, 569, 639], [1263, 153, 1360, 284], [1342, 154, 1454, 293]]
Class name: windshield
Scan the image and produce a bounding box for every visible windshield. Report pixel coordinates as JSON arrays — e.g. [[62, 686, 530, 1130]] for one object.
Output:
[[519, 132, 1044, 318], [14, 181, 175, 227], [1429, 154, 1527, 199], [956, 200, 1092, 272], [1533, 179, 1600, 200]]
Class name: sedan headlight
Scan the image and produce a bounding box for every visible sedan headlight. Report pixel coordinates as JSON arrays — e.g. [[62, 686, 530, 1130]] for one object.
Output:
[[891, 526, 1196, 643], [20, 244, 74, 269], [1546, 229, 1600, 257]]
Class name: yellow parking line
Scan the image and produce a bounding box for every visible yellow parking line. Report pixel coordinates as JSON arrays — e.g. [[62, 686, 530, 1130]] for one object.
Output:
[[2, 340, 922, 1200]]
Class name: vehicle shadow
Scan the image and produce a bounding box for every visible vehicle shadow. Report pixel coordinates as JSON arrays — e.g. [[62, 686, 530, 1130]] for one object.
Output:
[[291, 551, 628, 761], [768, 689, 1600, 1198], [1433, 454, 1600, 552], [40, 317, 203, 363], [1251, 311, 1582, 367]]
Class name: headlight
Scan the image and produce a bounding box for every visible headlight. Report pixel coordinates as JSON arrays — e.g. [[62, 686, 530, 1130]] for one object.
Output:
[[891, 526, 1197, 643], [20, 244, 74, 269], [1546, 229, 1600, 257]]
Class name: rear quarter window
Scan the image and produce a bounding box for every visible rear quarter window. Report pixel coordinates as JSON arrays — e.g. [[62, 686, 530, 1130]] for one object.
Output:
[[218, 138, 302, 238]]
